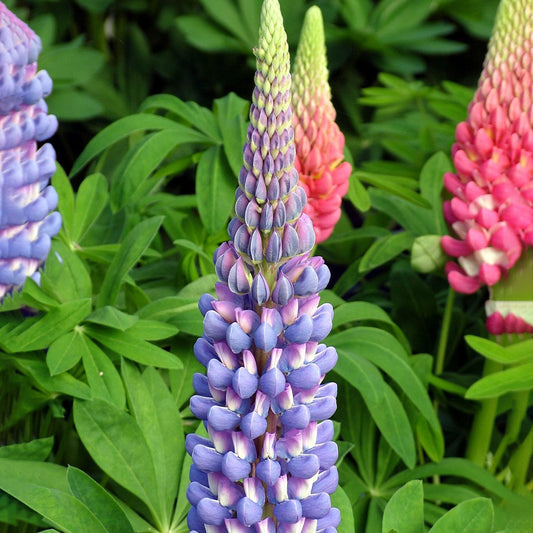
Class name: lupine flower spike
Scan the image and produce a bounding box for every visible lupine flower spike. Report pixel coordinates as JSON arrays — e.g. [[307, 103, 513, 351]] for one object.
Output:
[[291, 6, 351, 244], [441, 0, 533, 334], [0, 3, 60, 301], [187, 0, 340, 531]]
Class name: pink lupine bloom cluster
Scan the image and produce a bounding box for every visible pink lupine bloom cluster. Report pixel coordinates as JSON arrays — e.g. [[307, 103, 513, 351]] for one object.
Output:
[[291, 7, 351, 244], [441, 0, 533, 299]]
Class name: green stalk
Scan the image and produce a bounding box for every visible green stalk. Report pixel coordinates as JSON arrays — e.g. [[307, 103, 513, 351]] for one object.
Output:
[[508, 426, 533, 489], [465, 358, 503, 467], [434, 288, 455, 376]]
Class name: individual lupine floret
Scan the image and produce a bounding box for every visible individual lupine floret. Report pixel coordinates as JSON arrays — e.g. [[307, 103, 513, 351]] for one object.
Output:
[[187, 1, 339, 531], [0, 3, 60, 300], [441, 0, 533, 328], [291, 6, 351, 244]]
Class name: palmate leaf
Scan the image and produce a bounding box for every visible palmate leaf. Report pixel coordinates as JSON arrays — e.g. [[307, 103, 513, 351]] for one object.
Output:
[[122, 361, 184, 527], [73, 399, 163, 524], [70, 115, 212, 176], [330, 327, 443, 461], [333, 344, 416, 468], [382, 480, 424, 533]]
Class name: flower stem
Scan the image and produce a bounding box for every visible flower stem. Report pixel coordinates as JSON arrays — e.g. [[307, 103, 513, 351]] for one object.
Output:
[[435, 288, 455, 376], [465, 358, 503, 467]]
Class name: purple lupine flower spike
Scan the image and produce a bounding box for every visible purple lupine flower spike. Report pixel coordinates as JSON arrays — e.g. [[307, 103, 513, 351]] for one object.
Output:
[[0, 3, 60, 301], [188, 0, 339, 531]]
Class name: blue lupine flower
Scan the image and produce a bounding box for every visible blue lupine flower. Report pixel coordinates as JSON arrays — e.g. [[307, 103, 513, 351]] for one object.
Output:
[[187, 0, 339, 531], [0, 4, 60, 301]]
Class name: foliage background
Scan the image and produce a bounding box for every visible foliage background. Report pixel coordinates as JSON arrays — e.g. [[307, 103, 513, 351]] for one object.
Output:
[[0, 1, 532, 533]]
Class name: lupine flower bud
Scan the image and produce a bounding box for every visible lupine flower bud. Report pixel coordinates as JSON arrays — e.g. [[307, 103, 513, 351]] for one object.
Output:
[[291, 7, 351, 244], [441, 0, 533, 333], [0, 4, 60, 301], [188, 0, 339, 530]]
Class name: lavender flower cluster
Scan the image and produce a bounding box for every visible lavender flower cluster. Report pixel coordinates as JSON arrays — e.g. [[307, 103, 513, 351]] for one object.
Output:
[[186, 1, 340, 531], [0, 3, 60, 301]]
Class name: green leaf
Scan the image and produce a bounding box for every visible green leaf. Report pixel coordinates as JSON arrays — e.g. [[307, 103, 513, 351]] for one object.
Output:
[[85, 307, 139, 331], [47, 89, 104, 121], [175, 15, 243, 53], [0, 460, 108, 533], [333, 349, 416, 468], [411, 235, 447, 273], [70, 115, 203, 176], [139, 94, 220, 140], [359, 231, 414, 273], [97, 217, 163, 307], [86, 326, 182, 369], [14, 357, 91, 400], [1, 299, 91, 352], [127, 320, 178, 341], [110, 128, 207, 211], [330, 327, 442, 460], [347, 174, 371, 213], [67, 467, 134, 533], [331, 485, 355, 533], [46, 330, 83, 376], [80, 334, 126, 408], [466, 335, 533, 365], [52, 164, 74, 240], [73, 173, 108, 243], [419, 152, 450, 234], [382, 480, 424, 533], [332, 301, 410, 353], [73, 399, 161, 520], [122, 361, 184, 525], [466, 361, 533, 399], [196, 145, 236, 235], [41, 241, 93, 302], [429, 498, 494, 533], [174, 239, 212, 262], [0, 438, 54, 461], [213, 92, 249, 175]]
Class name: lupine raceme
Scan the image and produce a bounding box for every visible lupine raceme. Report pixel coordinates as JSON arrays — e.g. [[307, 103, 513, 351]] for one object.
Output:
[[291, 6, 351, 244], [186, 1, 340, 531], [441, 0, 533, 334], [0, 2, 60, 301]]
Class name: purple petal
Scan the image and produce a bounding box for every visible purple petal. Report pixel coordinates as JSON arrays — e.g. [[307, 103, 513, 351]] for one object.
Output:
[[232, 367, 259, 399], [287, 453, 320, 479], [190, 395, 218, 420], [222, 451, 251, 481], [308, 441, 338, 469], [316, 264, 331, 291], [293, 266, 318, 297], [186, 433, 213, 456], [280, 405, 310, 430], [241, 411, 267, 439], [260, 368, 286, 398], [187, 507, 206, 533], [317, 420, 335, 443], [284, 314, 313, 344], [187, 481, 214, 506], [197, 498, 232, 526], [256, 458, 281, 486], [287, 363, 321, 390], [228, 258, 252, 294], [274, 499, 302, 524], [301, 493, 331, 520], [199, 293, 215, 315], [312, 466, 339, 494], [207, 359, 234, 389], [226, 322, 252, 354], [203, 311, 228, 341], [281, 224, 299, 258], [314, 347, 338, 374], [237, 497, 263, 526], [273, 201, 286, 228], [260, 202, 273, 231], [208, 405, 241, 431], [189, 463, 209, 485], [192, 373, 211, 396], [233, 224, 251, 255], [317, 508, 341, 530], [254, 322, 278, 352], [248, 227, 263, 262], [308, 395, 337, 422], [245, 200, 261, 228], [272, 273, 293, 305], [192, 444, 223, 473], [265, 231, 282, 263], [251, 272, 270, 305], [295, 214, 315, 254]]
